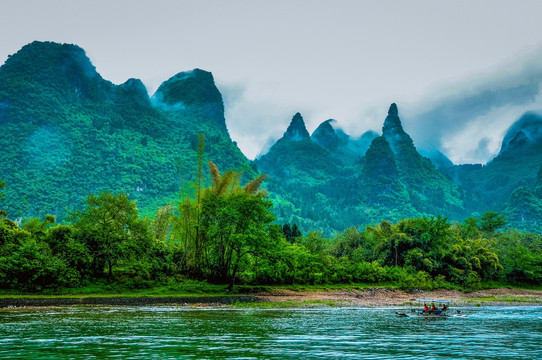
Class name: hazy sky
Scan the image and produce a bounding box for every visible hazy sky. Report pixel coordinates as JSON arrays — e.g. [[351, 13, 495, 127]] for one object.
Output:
[[2, 0, 542, 163]]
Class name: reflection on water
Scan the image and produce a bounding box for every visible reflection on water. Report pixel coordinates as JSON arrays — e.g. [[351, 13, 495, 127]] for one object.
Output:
[[0, 306, 541, 359]]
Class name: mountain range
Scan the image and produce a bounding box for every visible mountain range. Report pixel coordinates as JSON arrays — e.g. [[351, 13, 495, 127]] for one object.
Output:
[[1, 41, 541, 234]]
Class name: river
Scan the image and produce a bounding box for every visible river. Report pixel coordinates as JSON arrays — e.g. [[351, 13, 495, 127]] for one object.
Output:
[[1, 306, 540, 359]]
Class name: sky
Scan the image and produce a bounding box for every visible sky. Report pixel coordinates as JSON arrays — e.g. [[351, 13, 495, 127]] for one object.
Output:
[[2, 0, 542, 163]]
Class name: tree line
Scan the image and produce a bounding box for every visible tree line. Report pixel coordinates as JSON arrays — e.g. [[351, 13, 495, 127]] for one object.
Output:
[[0, 139, 540, 293]]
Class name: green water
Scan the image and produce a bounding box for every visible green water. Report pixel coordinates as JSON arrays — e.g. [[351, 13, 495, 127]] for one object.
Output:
[[1, 306, 540, 359]]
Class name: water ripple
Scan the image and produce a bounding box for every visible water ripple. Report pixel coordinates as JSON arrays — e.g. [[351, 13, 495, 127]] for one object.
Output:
[[0, 306, 541, 359]]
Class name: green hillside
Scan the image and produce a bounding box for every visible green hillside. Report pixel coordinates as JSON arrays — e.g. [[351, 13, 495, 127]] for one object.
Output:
[[0, 41, 251, 220]]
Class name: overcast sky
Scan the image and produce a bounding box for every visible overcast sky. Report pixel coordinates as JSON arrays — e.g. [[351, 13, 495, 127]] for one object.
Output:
[[2, 0, 542, 163]]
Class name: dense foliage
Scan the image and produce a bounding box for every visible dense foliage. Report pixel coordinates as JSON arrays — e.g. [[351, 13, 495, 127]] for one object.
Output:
[[1, 41, 541, 293], [1, 170, 540, 292]]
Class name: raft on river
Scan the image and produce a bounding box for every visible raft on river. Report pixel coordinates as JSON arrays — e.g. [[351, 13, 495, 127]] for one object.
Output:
[[396, 299, 467, 318]]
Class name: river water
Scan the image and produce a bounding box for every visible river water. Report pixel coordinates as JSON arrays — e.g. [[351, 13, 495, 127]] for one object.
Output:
[[0, 306, 540, 359]]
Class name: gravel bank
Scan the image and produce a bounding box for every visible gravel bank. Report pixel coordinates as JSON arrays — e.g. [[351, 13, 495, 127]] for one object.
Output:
[[0, 295, 261, 308], [254, 288, 542, 307]]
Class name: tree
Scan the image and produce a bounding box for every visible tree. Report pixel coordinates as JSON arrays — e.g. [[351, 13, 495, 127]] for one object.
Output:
[[479, 212, 507, 233], [282, 224, 293, 243], [0, 179, 5, 201], [0, 180, 6, 218], [72, 191, 139, 279], [200, 161, 277, 289], [22, 214, 56, 239], [291, 223, 302, 239]]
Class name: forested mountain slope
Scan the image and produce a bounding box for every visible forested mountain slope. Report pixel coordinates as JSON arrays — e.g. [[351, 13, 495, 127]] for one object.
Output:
[[0, 41, 250, 220], [257, 105, 469, 234]]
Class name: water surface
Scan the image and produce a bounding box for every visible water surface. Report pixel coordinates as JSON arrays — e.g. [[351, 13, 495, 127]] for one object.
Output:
[[1, 306, 540, 359]]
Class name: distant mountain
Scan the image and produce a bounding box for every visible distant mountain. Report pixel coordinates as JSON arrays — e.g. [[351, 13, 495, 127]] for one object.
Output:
[[2, 41, 542, 234], [381, 104, 467, 218], [256, 113, 354, 233], [498, 112, 542, 156], [0, 41, 250, 220], [503, 186, 542, 233], [447, 112, 542, 212], [256, 104, 468, 234], [311, 120, 340, 150], [311, 119, 377, 165], [256, 102, 542, 234]]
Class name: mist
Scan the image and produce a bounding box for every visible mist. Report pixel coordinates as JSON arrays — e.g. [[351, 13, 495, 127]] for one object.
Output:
[[403, 50, 542, 165]]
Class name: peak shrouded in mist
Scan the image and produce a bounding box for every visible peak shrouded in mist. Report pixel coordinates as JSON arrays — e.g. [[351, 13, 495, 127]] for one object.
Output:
[[283, 112, 310, 141], [153, 69, 222, 106], [382, 103, 418, 157], [499, 112, 542, 155], [1, 41, 98, 79], [388, 103, 399, 117], [382, 103, 404, 135], [152, 68, 227, 132], [311, 119, 340, 150]]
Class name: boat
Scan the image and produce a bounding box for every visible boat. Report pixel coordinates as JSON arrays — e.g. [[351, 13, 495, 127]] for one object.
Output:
[[395, 298, 467, 318]]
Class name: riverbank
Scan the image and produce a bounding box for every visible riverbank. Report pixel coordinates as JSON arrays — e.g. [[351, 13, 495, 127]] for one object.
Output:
[[1, 288, 540, 308], [254, 288, 542, 307]]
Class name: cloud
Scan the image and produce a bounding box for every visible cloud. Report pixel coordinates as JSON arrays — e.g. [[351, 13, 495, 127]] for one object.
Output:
[[221, 82, 292, 160], [220, 80, 326, 160], [404, 48, 542, 164]]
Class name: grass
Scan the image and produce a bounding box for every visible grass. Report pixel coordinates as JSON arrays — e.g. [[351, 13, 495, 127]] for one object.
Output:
[[467, 295, 541, 304], [0, 282, 389, 299], [0, 279, 540, 301], [0, 279, 231, 299]]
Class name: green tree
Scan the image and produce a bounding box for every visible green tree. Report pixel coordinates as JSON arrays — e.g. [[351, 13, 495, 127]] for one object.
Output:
[[200, 161, 277, 289], [72, 191, 139, 279], [282, 224, 293, 243], [22, 214, 56, 240], [44, 224, 91, 279], [0, 180, 6, 218], [291, 223, 302, 239], [479, 212, 507, 233]]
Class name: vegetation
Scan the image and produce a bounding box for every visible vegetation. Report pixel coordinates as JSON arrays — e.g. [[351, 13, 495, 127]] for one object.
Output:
[[0, 41, 251, 222], [0, 42, 541, 295], [1, 161, 540, 293]]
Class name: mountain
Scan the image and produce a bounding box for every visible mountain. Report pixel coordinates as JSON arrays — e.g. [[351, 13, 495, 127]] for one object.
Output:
[[257, 113, 340, 183], [448, 112, 542, 212], [311, 119, 340, 150], [311, 119, 378, 164], [503, 186, 542, 233], [256, 113, 355, 234], [255, 101, 542, 234], [152, 69, 228, 132], [0, 41, 250, 220], [2, 41, 542, 234], [498, 112, 542, 156], [381, 104, 467, 217], [256, 104, 468, 234]]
